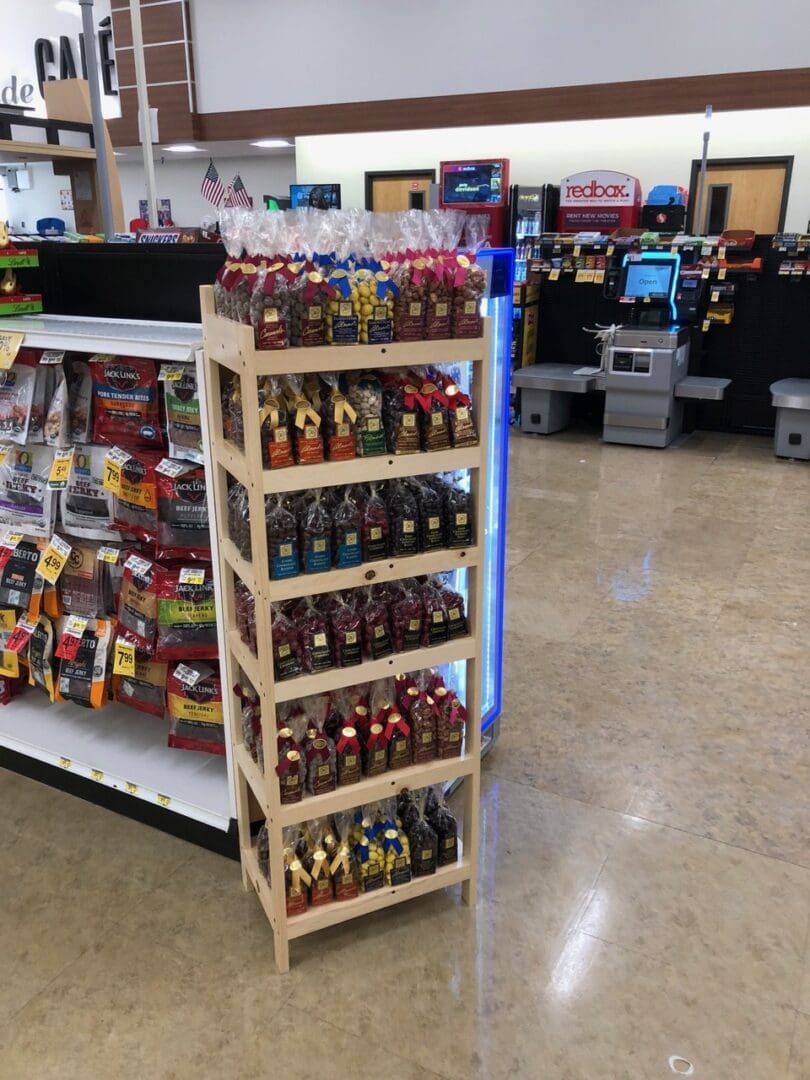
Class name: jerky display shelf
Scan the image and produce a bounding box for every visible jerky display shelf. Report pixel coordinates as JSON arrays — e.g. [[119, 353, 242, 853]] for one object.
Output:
[[200, 286, 490, 972], [0, 315, 237, 843]]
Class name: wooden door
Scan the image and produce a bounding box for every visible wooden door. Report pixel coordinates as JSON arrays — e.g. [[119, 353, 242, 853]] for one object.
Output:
[[693, 161, 790, 234], [368, 174, 433, 212]]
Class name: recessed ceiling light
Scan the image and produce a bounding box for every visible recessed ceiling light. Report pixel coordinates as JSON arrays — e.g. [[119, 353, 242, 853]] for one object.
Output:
[[164, 144, 204, 153], [250, 139, 292, 149], [113, 151, 125, 157]]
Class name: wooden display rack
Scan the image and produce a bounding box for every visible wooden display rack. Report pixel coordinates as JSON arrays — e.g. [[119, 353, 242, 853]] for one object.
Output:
[[200, 286, 490, 971]]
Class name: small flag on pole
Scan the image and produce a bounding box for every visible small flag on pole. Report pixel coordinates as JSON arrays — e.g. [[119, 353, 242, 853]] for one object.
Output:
[[224, 174, 253, 209], [201, 159, 225, 207]]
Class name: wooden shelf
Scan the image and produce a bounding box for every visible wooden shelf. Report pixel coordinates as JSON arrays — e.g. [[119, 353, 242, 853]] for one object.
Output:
[[287, 842, 468, 939], [221, 536, 256, 593], [273, 636, 476, 705], [262, 446, 481, 495], [227, 628, 260, 690], [242, 841, 278, 930], [265, 546, 477, 603], [236, 741, 474, 824]]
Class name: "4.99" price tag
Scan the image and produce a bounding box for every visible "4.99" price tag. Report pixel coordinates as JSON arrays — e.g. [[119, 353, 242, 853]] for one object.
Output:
[[36, 534, 72, 584]]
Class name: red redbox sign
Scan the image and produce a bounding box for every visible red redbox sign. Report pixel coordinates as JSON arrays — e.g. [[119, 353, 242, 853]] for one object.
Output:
[[557, 170, 641, 232]]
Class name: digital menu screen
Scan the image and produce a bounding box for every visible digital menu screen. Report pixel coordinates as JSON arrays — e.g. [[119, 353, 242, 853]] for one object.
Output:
[[289, 183, 341, 209], [442, 162, 503, 205]]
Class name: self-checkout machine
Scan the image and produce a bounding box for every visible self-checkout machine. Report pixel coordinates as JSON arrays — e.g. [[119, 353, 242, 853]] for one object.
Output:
[[602, 251, 730, 447]]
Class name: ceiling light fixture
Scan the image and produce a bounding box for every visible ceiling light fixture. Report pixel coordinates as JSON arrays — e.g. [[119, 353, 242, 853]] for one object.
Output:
[[164, 144, 204, 153], [250, 139, 292, 149]]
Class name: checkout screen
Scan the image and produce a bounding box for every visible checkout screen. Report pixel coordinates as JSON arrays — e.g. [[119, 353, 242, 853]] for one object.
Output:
[[624, 262, 674, 299]]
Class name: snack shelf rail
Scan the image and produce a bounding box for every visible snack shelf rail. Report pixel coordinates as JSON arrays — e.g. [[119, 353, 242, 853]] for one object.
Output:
[[0, 315, 237, 845], [200, 286, 491, 972]]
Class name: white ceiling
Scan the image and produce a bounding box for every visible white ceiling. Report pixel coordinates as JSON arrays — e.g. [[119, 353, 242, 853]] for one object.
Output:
[[114, 139, 296, 163]]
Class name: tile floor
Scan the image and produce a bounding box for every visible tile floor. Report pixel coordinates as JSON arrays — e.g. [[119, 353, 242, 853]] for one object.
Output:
[[1, 428, 809, 1079]]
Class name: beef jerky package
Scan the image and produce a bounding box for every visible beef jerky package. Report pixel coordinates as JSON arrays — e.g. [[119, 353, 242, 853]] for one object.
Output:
[[61, 542, 104, 618], [0, 539, 42, 609], [67, 359, 93, 443], [113, 653, 167, 718], [155, 566, 218, 661], [161, 366, 203, 463], [44, 365, 70, 448], [155, 462, 210, 561], [116, 554, 158, 653], [0, 354, 36, 445], [113, 450, 161, 547], [61, 445, 118, 540], [56, 617, 113, 710], [91, 355, 164, 450], [28, 614, 55, 702], [0, 445, 56, 537], [166, 662, 225, 755], [28, 363, 52, 444]]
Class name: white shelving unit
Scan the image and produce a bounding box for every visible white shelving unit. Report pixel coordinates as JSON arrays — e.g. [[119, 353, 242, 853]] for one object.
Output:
[[0, 314, 236, 840], [200, 286, 491, 972]]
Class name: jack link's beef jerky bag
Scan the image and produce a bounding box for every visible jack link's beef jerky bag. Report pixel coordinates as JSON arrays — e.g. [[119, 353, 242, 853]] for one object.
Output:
[[154, 566, 218, 661], [91, 355, 164, 450], [155, 464, 210, 561], [167, 663, 225, 755], [113, 450, 161, 547], [113, 654, 167, 718], [162, 366, 204, 464]]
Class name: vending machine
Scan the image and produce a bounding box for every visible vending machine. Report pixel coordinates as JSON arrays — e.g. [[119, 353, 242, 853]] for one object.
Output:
[[439, 159, 511, 247], [509, 184, 560, 282]]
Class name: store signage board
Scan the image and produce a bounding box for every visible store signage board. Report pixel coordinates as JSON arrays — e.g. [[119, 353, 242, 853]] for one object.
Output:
[[558, 170, 641, 232], [0, 0, 119, 119]]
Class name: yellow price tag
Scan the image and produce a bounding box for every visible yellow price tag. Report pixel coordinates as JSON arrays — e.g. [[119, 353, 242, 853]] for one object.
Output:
[[711, 289, 720, 303], [606, 243, 615, 256], [594, 269, 606, 284], [0, 331, 24, 369], [103, 447, 130, 495], [702, 319, 711, 332], [125, 781, 138, 794], [157, 794, 171, 807], [179, 566, 205, 585], [549, 268, 561, 281], [701, 267, 711, 279], [718, 246, 726, 260], [37, 534, 72, 584], [717, 267, 727, 280], [48, 446, 75, 490], [0, 607, 19, 677], [113, 638, 136, 677], [59, 757, 72, 769], [91, 769, 104, 782], [573, 244, 581, 256]]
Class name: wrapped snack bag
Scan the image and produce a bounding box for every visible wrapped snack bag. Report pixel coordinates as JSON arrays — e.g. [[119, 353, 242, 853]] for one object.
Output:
[[56, 617, 113, 709], [251, 259, 294, 350], [283, 826, 311, 916], [271, 604, 302, 680], [156, 463, 210, 561], [390, 580, 423, 652], [112, 450, 161, 547], [321, 373, 357, 461], [116, 555, 157, 653], [298, 597, 333, 674], [0, 352, 36, 445], [425, 209, 464, 340], [420, 579, 449, 647], [113, 654, 167, 718], [27, 614, 56, 702], [435, 688, 466, 759], [0, 445, 56, 538], [304, 716, 336, 796], [91, 355, 163, 450], [61, 541, 104, 618], [61, 445, 118, 539], [346, 372, 385, 456], [440, 368, 479, 448], [379, 798, 412, 886], [354, 262, 396, 345], [301, 490, 332, 574], [437, 578, 467, 639], [283, 374, 324, 465], [325, 261, 359, 345], [235, 577, 257, 655], [351, 804, 385, 893], [386, 480, 419, 558], [426, 785, 459, 865], [392, 245, 427, 342], [409, 368, 451, 452], [384, 709, 411, 770], [330, 595, 362, 667], [225, 373, 244, 449], [277, 745, 305, 805], [257, 822, 269, 878], [333, 489, 362, 568], [0, 539, 42, 610], [335, 723, 362, 786], [362, 720, 388, 777], [293, 264, 333, 347], [382, 371, 420, 455], [304, 818, 334, 907], [451, 252, 486, 339], [360, 484, 389, 562], [163, 365, 204, 463], [227, 482, 252, 561], [166, 662, 225, 754], [331, 811, 359, 901], [444, 477, 474, 547], [361, 587, 392, 660], [400, 789, 438, 877], [258, 375, 294, 469], [411, 478, 444, 552], [44, 364, 70, 448], [28, 362, 51, 444], [67, 358, 93, 443], [404, 682, 438, 764], [266, 496, 299, 580], [154, 565, 218, 661]]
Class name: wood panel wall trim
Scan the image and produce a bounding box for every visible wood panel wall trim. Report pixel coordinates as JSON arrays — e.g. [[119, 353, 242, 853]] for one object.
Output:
[[197, 67, 810, 141]]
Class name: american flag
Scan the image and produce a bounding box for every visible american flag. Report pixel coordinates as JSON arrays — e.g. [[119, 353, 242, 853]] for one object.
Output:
[[224, 174, 253, 208], [201, 159, 225, 207]]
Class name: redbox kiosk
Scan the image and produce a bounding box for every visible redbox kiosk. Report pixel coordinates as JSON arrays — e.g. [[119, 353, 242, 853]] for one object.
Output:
[[439, 159, 510, 246], [557, 170, 641, 232]]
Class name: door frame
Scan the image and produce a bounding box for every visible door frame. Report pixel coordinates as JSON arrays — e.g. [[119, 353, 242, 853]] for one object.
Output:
[[364, 168, 436, 210], [685, 155, 794, 233]]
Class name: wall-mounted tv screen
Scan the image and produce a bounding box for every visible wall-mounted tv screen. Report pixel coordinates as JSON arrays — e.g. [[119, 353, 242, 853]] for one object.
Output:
[[442, 162, 504, 205], [289, 183, 341, 209]]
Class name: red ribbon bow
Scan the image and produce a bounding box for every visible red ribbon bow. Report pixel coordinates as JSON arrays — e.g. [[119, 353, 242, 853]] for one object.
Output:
[[448, 701, 468, 727], [336, 730, 361, 755], [384, 715, 410, 740], [366, 726, 388, 751]]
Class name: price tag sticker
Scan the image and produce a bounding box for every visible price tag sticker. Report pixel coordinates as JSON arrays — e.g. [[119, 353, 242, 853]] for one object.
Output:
[[701, 244, 713, 256], [124, 553, 152, 577], [179, 566, 205, 585], [6, 614, 37, 654], [91, 768, 105, 782], [717, 267, 727, 281], [59, 757, 72, 770], [157, 794, 171, 808], [549, 268, 561, 281], [573, 244, 581, 256], [0, 531, 22, 571], [701, 266, 711, 280], [606, 243, 615, 256], [718, 245, 726, 260], [670, 244, 678, 255], [103, 447, 131, 495], [56, 615, 88, 660], [702, 319, 711, 332], [97, 545, 120, 564], [158, 364, 186, 382], [37, 534, 71, 584], [125, 781, 138, 794], [0, 331, 24, 370], [113, 638, 136, 676], [40, 350, 65, 365], [47, 446, 75, 490], [174, 662, 202, 687], [594, 269, 606, 284], [155, 458, 186, 478], [0, 444, 11, 466], [711, 289, 720, 303]]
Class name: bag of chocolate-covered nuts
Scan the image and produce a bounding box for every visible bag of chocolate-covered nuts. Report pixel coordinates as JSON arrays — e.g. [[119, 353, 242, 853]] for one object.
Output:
[[331, 811, 359, 901], [346, 371, 385, 456]]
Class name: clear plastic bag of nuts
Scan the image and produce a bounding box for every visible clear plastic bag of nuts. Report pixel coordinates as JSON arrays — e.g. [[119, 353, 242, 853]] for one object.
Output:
[[346, 371, 385, 456]]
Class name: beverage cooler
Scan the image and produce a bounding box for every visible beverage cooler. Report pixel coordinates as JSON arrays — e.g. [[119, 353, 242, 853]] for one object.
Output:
[[509, 184, 559, 282], [448, 248, 513, 741]]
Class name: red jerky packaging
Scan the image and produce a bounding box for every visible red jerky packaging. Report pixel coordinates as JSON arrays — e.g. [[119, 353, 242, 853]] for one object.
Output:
[[117, 555, 158, 653], [284, 374, 323, 466], [299, 598, 333, 674], [56, 617, 113, 710], [321, 373, 357, 462], [272, 605, 303, 681], [113, 450, 162, 547], [155, 566, 218, 661], [90, 355, 164, 450], [0, 539, 42, 610], [113, 654, 167, 718], [258, 375, 294, 470], [155, 463, 210, 561], [166, 662, 225, 755]]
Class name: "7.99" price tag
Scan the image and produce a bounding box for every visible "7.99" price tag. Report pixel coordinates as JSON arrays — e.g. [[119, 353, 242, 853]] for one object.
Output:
[[112, 638, 136, 676]]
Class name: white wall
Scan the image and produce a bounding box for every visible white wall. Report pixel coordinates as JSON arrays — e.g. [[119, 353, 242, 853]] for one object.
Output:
[[191, 0, 810, 113], [4, 164, 76, 231], [116, 153, 296, 226], [296, 107, 810, 231]]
